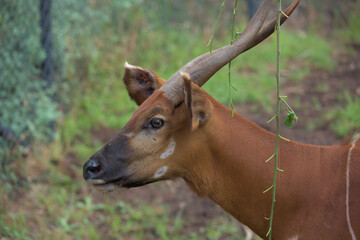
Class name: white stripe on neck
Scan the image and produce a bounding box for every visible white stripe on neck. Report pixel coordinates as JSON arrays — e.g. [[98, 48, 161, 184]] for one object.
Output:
[[346, 133, 359, 240]]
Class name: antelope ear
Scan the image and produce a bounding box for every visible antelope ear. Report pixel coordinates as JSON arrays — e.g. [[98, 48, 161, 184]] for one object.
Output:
[[123, 62, 166, 105], [182, 72, 213, 131]]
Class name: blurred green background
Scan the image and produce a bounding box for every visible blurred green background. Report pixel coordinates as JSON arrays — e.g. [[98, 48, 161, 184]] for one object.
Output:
[[1, 0, 360, 239]]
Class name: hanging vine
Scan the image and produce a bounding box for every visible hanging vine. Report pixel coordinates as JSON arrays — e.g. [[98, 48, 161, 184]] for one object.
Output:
[[208, 1, 298, 239]]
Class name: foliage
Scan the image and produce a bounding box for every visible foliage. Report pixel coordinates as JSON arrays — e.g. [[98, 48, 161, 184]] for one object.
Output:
[[326, 92, 360, 137], [0, 212, 31, 240], [336, 6, 360, 44], [0, 0, 60, 189], [203, 31, 334, 112]]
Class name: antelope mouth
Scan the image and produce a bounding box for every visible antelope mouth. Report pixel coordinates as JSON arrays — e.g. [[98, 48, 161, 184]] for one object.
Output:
[[86, 176, 155, 191], [86, 176, 128, 192]]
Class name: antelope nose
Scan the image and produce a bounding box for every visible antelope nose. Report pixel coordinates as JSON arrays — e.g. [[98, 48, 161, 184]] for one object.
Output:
[[83, 159, 102, 180]]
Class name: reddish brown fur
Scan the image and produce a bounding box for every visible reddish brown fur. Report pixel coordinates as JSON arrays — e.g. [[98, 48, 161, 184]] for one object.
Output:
[[84, 66, 360, 240], [121, 67, 360, 239], [187, 93, 359, 239]]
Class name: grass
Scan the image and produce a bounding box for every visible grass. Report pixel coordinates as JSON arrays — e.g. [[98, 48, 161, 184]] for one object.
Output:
[[204, 31, 335, 112], [335, 2, 360, 45], [0, 169, 246, 239], [325, 92, 360, 137], [0, 213, 31, 240]]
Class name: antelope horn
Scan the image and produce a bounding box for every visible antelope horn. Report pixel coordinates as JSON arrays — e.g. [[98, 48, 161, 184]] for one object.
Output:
[[161, 0, 301, 105]]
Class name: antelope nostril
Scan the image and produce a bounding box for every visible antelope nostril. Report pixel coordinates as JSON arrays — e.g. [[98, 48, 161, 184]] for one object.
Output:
[[88, 162, 101, 173], [83, 159, 102, 179]]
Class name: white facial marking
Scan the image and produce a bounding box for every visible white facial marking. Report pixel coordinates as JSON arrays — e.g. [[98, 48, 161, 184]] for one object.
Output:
[[288, 236, 298, 240], [154, 166, 168, 179], [346, 133, 359, 240], [87, 179, 106, 184], [96, 183, 115, 192], [160, 140, 176, 159]]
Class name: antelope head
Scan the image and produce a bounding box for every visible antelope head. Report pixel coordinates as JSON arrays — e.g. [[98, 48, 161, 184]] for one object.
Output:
[[83, 64, 213, 191], [83, 0, 300, 191]]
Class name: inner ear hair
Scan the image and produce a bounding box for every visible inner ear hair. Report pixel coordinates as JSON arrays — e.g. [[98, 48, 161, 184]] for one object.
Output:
[[180, 72, 213, 131], [124, 62, 157, 87], [181, 72, 193, 118], [123, 62, 163, 105]]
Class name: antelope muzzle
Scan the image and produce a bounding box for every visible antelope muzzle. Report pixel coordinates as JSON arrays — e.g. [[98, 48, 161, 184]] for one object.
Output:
[[83, 133, 131, 191]]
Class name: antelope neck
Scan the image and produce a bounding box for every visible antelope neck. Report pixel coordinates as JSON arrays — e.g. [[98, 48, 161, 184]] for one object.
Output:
[[184, 96, 351, 239]]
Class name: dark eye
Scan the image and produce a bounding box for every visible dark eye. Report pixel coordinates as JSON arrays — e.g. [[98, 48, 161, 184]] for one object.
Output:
[[150, 118, 164, 129], [137, 78, 146, 85]]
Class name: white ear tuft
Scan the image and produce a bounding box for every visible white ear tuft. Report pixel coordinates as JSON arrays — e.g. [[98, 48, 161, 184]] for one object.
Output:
[[124, 61, 143, 70], [180, 71, 191, 81], [124, 61, 130, 68]]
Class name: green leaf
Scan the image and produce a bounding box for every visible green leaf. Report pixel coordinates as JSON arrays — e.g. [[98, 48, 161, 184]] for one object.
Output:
[[284, 111, 298, 128]]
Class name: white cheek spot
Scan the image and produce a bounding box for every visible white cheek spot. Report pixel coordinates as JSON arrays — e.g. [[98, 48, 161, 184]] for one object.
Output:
[[346, 133, 359, 240], [288, 236, 299, 240], [154, 166, 168, 179], [160, 140, 175, 159]]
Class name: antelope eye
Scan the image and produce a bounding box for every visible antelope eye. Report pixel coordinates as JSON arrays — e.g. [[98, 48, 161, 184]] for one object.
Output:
[[137, 78, 146, 85], [150, 118, 165, 129]]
